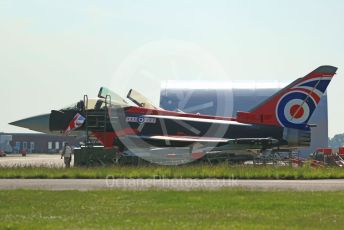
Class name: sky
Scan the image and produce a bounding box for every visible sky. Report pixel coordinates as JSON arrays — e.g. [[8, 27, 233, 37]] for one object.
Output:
[[0, 0, 343, 137]]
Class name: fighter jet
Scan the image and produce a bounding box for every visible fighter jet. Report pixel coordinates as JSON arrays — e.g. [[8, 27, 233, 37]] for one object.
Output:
[[10, 66, 337, 160]]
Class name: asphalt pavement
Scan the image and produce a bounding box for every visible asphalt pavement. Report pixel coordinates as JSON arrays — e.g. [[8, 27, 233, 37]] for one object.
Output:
[[1, 179, 344, 191]]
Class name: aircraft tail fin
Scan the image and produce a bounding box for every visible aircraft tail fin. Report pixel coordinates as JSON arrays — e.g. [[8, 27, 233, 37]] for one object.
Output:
[[236, 65, 337, 129]]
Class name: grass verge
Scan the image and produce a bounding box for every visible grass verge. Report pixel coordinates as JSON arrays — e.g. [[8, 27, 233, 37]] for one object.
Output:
[[1, 189, 344, 229], [1, 164, 344, 179]]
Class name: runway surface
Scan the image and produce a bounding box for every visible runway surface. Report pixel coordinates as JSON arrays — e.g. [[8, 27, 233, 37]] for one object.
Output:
[[0, 154, 73, 167], [1, 179, 344, 191]]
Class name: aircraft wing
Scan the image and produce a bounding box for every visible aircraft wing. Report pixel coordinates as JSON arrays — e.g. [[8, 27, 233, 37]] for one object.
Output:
[[122, 135, 278, 150], [140, 135, 229, 143]]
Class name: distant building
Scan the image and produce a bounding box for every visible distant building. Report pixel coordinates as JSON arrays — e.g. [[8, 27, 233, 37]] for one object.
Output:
[[0, 132, 79, 153], [0, 134, 12, 153]]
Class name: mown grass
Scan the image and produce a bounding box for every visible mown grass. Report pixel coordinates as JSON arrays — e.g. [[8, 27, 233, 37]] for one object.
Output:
[[1, 164, 344, 179], [1, 189, 344, 229]]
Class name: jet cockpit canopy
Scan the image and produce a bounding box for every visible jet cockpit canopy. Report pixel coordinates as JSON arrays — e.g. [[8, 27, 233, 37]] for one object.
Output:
[[127, 89, 159, 109], [98, 87, 128, 107]]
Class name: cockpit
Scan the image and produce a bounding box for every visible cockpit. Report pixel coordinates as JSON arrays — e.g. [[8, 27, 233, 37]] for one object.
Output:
[[49, 87, 162, 132], [61, 87, 160, 112], [61, 98, 114, 111]]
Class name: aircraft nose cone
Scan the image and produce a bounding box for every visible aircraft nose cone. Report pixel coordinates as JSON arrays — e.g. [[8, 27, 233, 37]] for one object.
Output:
[[9, 114, 50, 133]]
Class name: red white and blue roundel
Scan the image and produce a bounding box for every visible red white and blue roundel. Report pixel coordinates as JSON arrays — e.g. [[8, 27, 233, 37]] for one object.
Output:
[[276, 76, 331, 129]]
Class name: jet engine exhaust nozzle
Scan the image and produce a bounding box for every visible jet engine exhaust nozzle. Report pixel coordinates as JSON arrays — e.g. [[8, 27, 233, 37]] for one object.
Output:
[[282, 128, 311, 147]]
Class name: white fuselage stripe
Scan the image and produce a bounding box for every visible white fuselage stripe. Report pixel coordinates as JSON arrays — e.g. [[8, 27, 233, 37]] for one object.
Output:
[[145, 115, 250, 126]]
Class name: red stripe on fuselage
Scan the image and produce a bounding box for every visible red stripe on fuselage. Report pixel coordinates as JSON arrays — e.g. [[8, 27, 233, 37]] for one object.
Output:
[[92, 128, 139, 148]]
